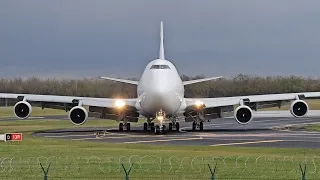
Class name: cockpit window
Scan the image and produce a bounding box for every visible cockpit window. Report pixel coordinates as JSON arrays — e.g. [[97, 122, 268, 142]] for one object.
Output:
[[150, 65, 171, 69]]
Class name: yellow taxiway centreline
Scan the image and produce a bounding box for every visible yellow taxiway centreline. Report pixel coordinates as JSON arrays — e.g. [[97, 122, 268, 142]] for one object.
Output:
[[209, 140, 284, 147]]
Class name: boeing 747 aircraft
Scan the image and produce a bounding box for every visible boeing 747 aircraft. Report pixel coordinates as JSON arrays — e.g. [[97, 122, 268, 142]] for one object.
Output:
[[0, 22, 318, 134]]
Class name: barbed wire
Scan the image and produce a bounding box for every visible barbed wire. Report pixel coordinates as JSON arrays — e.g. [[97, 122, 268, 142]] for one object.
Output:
[[0, 155, 319, 179]]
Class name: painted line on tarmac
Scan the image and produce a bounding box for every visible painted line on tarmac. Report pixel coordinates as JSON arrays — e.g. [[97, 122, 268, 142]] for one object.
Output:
[[71, 136, 128, 140], [69, 134, 190, 140], [123, 137, 203, 144], [209, 139, 283, 147], [28, 116, 45, 119], [45, 134, 94, 138]]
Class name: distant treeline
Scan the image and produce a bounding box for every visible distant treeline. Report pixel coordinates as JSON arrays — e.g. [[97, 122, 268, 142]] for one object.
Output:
[[0, 74, 319, 98]]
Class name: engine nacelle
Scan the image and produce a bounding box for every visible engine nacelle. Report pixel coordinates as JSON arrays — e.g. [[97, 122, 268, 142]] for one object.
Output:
[[68, 106, 88, 125], [14, 101, 32, 119], [290, 100, 308, 117], [234, 105, 253, 125]]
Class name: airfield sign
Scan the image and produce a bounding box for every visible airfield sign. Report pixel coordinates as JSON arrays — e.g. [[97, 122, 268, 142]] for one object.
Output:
[[0, 133, 23, 142]]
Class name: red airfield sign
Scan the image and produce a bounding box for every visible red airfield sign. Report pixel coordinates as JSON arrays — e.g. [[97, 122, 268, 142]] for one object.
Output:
[[5, 133, 22, 141]]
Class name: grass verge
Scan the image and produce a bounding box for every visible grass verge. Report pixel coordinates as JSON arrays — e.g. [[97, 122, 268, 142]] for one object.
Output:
[[303, 124, 320, 132]]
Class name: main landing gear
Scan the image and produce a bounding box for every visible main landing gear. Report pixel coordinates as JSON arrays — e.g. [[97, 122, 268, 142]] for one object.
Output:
[[143, 122, 155, 131], [118, 115, 130, 131], [119, 122, 131, 131]]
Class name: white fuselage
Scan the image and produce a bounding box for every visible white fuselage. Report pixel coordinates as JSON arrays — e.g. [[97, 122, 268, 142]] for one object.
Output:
[[137, 59, 184, 117]]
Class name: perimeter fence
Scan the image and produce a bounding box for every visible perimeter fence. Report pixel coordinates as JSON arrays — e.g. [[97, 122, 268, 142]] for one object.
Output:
[[0, 155, 318, 179]]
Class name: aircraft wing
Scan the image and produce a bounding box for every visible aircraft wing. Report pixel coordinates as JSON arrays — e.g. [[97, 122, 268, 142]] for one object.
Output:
[[185, 92, 320, 108], [183, 92, 320, 123], [0, 93, 137, 108], [101, 77, 139, 85], [182, 76, 222, 85]]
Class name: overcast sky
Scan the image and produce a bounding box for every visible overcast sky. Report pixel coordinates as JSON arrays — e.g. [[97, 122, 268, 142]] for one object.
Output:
[[1, 0, 320, 79]]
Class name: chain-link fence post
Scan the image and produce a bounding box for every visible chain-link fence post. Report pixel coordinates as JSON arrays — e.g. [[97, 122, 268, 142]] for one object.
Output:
[[208, 163, 217, 180], [40, 162, 51, 180], [121, 163, 133, 180], [299, 163, 307, 180]]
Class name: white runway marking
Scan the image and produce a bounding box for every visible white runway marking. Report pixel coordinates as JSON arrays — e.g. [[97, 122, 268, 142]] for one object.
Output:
[[209, 140, 283, 147], [29, 117, 45, 119], [124, 137, 203, 144]]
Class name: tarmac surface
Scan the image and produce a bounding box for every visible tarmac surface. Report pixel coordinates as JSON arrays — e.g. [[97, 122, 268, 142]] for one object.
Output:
[[28, 110, 320, 148]]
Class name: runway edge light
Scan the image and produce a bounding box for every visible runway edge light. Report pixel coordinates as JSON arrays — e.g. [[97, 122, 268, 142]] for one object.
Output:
[[1, 133, 23, 142]]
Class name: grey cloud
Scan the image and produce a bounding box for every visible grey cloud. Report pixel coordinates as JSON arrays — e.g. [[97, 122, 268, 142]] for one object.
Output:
[[1, 0, 320, 79]]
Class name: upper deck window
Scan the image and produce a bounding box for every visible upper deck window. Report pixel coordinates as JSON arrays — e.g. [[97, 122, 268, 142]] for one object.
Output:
[[150, 65, 171, 69]]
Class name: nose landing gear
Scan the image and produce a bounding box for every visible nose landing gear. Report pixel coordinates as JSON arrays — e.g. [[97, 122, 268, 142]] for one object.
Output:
[[144, 111, 181, 134], [154, 110, 167, 134], [154, 124, 166, 134]]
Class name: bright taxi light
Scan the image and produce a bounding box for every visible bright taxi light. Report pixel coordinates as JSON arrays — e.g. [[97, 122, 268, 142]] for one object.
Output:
[[157, 116, 164, 121], [115, 99, 126, 108], [195, 101, 204, 107]]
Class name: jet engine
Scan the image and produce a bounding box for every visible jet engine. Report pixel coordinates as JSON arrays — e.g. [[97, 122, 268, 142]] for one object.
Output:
[[14, 101, 32, 119], [234, 105, 253, 124], [290, 100, 308, 117], [68, 106, 88, 125]]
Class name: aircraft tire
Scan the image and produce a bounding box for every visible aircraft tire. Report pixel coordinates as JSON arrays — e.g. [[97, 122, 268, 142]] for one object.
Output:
[[199, 122, 203, 131], [175, 122, 180, 131], [143, 123, 148, 131], [150, 123, 155, 131], [119, 123, 123, 131], [161, 125, 166, 134], [126, 123, 131, 131], [169, 123, 173, 131], [154, 125, 160, 134], [192, 122, 196, 131]]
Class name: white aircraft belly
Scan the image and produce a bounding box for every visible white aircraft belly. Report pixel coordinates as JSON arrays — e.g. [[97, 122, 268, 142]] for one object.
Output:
[[139, 91, 182, 115]]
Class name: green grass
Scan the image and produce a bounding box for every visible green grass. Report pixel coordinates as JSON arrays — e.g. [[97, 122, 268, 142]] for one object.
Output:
[[0, 119, 319, 179], [304, 124, 320, 132]]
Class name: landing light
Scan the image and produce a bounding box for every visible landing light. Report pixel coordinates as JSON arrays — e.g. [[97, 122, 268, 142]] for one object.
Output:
[[115, 99, 126, 108], [157, 116, 164, 121], [195, 101, 204, 108]]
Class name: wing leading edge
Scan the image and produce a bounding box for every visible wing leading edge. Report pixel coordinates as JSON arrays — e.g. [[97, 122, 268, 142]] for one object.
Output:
[[185, 92, 320, 108], [101, 77, 139, 85], [0, 93, 137, 108], [182, 76, 222, 85]]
